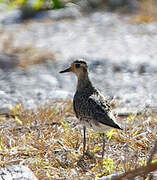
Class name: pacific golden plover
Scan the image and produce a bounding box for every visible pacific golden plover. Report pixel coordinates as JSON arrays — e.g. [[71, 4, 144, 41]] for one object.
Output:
[[60, 59, 122, 158]]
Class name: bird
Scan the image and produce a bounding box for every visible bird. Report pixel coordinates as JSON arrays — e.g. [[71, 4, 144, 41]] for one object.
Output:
[[59, 59, 122, 158]]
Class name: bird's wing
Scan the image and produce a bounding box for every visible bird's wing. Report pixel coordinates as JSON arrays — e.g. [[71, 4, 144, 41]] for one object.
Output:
[[89, 93, 122, 129], [74, 91, 122, 129]]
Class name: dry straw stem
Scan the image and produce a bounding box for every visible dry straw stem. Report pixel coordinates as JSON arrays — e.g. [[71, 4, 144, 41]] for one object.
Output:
[[112, 162, 157, 180]]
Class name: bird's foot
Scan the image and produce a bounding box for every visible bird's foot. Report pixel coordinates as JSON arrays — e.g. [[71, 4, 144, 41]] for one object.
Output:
[[83, 151, 94, 159]]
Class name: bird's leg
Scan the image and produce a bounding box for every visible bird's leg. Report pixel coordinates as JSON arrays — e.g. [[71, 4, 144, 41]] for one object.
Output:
[[102, 135, 105, 159], [100, 133, 105, 159], [83, 125, 86, 155]]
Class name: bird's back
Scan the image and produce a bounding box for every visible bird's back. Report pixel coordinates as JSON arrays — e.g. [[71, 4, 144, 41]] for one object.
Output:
[[73, 87, 122, 131]]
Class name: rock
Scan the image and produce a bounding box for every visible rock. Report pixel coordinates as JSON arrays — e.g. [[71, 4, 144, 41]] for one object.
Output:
[[0, 54, 19, 70], [20, 4, 37, 20], [0, 107, 10, 115], [49, 90, 73, 100], [0, 91, 9, 99], [0, 165, 38, 180], [38, 74, 58, 86], [0, 8, 157, 109]]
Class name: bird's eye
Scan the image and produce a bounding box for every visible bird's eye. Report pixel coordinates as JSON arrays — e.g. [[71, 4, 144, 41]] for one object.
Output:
[[75, 63, 80, 68]]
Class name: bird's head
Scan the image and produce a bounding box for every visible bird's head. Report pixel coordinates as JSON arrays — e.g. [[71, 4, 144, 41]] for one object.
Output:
[[59, 59, 88, 78]]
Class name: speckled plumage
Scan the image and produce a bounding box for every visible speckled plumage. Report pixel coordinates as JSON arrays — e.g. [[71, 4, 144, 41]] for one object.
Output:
[[60, 59, 122, 157]]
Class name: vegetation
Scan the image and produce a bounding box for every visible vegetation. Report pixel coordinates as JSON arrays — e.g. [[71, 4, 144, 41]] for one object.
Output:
[[0, 31, 55, 69], [0, 0, 157, 179], [131, 0, 157, 24], [0, 0, 65, 10], [0, 101, 156, 179], [0, 0, 157, 23]]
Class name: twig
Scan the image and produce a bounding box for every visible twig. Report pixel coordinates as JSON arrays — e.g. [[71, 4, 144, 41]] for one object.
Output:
[[147, 140, 157, 180], [111, 162, 157, 180]]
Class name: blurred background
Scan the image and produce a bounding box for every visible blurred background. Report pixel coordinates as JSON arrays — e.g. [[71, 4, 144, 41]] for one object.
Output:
[[0, 0, 157, 111]]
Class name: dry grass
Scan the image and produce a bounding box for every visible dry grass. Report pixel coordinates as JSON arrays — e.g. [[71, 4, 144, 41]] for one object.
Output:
[[14, 46, 55, 69], [131, 0, 157, 24], [1, 31, 55, 69], [0, 101, 157, 179]]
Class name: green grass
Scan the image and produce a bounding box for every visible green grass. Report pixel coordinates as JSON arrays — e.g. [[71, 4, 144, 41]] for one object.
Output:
[[1, 0, 65, 10]]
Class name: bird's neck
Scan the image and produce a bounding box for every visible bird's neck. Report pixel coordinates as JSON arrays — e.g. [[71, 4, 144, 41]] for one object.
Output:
[[76, 73, 94, 92]]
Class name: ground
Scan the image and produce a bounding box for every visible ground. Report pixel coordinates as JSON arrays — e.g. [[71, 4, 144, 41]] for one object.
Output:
[[0, 101, 156, 179], [0, 1, 157, 179]]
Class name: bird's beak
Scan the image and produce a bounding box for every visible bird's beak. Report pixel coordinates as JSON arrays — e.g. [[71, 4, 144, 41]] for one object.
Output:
[[59, 67, 72, 73]]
